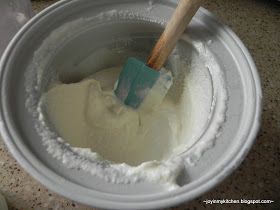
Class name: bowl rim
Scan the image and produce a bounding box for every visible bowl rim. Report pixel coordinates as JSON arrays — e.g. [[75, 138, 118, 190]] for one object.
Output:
[[0, 0, 262, 209]]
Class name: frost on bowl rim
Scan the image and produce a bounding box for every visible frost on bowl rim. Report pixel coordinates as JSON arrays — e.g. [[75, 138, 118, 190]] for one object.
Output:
[[0, 0, 262, 209]]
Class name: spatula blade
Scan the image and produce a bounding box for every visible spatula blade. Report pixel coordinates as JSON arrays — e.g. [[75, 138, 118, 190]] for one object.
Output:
[[114, 57, 160, 108]]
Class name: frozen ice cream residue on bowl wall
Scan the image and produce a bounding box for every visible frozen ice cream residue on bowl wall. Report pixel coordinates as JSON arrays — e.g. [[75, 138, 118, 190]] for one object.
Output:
[[25, 10, 227, 189]]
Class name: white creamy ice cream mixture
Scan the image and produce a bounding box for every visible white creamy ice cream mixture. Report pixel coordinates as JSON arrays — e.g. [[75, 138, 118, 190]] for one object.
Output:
[[25, 10, 227, 190]]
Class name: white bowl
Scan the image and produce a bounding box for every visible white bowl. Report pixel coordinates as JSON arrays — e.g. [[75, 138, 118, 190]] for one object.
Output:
[[0, 0, 262, 209]]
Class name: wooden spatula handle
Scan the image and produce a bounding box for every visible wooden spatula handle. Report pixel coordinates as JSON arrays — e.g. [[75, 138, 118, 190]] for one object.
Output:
[[147, 0, 203, 70]]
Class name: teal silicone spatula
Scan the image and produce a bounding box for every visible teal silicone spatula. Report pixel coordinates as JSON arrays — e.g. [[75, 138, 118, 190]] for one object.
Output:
[[115, 0, 202, 108]]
